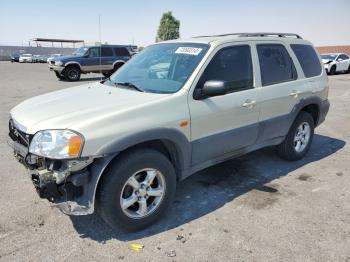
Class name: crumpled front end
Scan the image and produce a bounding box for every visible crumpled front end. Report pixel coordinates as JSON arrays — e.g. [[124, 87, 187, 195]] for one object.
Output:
[[7, 118, 113, 215]]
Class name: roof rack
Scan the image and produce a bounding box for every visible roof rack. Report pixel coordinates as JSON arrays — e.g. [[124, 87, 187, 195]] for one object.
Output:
[[194, 32, 302, 39]]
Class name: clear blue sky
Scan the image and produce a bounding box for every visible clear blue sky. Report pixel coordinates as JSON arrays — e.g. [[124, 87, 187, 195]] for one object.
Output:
[[0, 0, 349, 47]]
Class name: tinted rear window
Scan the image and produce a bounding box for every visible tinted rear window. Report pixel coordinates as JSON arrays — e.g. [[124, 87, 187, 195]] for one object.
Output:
[[114, 47, 130, 56], [291, 44, 322, 78], [257, 44, 297, 86], [101, 47, 113, 57]]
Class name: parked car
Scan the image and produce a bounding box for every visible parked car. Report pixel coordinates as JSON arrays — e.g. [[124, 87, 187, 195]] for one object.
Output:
[[39, 55, 49, 63], [47, 54, 62, 64], [19, 54, 33, 63], [321, 53, 350, 75], [48, 45, 133, 81], [10, 53, 20, 62], [31, 55, 42, 63], [8, 33, 329, 231]]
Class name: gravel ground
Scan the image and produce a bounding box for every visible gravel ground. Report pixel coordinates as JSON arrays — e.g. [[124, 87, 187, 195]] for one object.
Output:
[[0, 62, 349, 262]]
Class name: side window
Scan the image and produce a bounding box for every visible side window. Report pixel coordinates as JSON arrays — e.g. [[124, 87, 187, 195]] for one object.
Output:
[[198, 45, 253, 93], [257, 44, 297, 86], [88, 47, 100, 58], [114, 47, 130, 57], [338, 54, 348, 60], [290, 44, 322, 78], [101, 47, 113, 57]]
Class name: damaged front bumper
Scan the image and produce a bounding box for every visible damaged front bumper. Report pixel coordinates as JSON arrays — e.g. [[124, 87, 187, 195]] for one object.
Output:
[[7, 138, 115, 215]]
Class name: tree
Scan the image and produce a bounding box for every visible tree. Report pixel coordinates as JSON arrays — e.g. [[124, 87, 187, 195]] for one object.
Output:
[[156, 11, 180, 42]]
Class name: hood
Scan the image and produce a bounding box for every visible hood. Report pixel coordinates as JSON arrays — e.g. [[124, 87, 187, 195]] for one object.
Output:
[[52, 54, 76, 61], [322, 59, 333, 64], [10, 82, 170, 134]]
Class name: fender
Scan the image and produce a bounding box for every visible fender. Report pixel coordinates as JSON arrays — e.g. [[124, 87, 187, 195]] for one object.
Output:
[[64, 61, 82, 70], [95, 127, 192, 171]]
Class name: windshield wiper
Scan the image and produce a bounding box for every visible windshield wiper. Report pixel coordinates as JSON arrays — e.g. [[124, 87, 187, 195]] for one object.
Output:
[[115, 82, 145, 92]]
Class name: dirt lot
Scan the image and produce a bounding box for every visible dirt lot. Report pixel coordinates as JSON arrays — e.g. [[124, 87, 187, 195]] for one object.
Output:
[[0, 62, 349, 262]]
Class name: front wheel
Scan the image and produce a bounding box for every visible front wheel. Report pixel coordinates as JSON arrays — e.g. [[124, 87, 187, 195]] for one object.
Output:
[[277, 111, 314, 161], [64, 66, 81, 81], [96, 149, 176, 231], [329, 65, 336, 75]]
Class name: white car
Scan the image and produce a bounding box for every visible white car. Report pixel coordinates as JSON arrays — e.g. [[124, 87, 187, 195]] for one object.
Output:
[[19, 54, 33, 63], [47, 54, 62, 63], [321, 53, 350, 75], [9, 32, 330, 231]]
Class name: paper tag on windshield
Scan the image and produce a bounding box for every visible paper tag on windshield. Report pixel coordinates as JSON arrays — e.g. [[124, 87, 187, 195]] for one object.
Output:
[[175, 47, 202, 56]]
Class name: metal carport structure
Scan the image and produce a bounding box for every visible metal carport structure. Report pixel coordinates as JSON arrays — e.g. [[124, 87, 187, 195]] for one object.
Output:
[[31, 38, 85, 48]]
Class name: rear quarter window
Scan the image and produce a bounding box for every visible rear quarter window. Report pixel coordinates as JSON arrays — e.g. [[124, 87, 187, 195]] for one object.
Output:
[[114, 47, 130, 57], [290, 44, 322, 78]]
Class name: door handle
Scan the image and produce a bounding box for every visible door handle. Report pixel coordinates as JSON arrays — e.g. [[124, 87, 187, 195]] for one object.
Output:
[[289, 90, 301, 98], [242, 99, 256, 108]]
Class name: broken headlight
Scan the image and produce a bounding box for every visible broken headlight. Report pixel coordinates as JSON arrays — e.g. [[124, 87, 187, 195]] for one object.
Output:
[[29, 130, 83, 159]]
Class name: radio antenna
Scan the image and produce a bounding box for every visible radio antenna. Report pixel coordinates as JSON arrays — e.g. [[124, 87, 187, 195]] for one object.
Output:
[[99, 15, 102, 81]]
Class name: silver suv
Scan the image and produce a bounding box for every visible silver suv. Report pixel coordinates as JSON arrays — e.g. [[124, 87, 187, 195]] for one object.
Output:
[[8, 33, 330, 231]]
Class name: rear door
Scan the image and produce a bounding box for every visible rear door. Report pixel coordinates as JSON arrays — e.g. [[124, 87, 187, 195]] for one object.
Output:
[[101, 47, 115, 71], [253, 42, 303, 143]]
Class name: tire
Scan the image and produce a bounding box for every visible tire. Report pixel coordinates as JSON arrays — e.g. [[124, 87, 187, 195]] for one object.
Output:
[[347, 65, 350, 74], [329, 65, 336, 75], [96, 148, 176, 231], [63, 65, 81, 81], [277, 111, 314, 161], [55, 71, 66, 80]]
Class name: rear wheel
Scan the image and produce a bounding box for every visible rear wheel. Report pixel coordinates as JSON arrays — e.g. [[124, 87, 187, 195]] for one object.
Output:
[[277, 111, 314, 161], [96, 149, 176, 231], [64, 65, 81, 81], [347, 65, 350, 74], [102, 63, 123, 78]]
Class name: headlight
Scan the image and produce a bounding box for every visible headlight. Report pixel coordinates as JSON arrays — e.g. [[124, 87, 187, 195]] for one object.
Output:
[[55, 61, 63, 66], [29, 130, 83, 159]]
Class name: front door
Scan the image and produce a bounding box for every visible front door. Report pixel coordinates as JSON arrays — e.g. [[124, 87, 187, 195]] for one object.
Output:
[[81, 47, 101, 72], [189, 44, 260, 165]]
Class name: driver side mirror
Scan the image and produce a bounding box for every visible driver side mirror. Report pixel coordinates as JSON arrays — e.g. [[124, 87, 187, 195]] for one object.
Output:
[[337, 58, 343, 62], [194, 80, 229, 100], [201, 80, 228, 97]]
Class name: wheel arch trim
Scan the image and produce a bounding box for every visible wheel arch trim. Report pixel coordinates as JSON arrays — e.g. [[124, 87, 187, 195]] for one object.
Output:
[[64, 61, 82, 70], [112, 60, 125, 67]]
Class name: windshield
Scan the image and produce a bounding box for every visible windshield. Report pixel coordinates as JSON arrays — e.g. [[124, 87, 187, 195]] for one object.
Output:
[[321, 54, 337, 60], [22, 54, 32, 57], [73, 47, 88, 56], [109, 43, 209, 93]]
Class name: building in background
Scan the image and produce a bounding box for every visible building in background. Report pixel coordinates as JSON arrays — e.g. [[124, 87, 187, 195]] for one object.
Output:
[[316, 45, 350, 55]]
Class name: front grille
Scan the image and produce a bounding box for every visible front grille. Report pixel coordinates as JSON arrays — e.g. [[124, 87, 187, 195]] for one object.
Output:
[[8, 120, 31, 147]]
